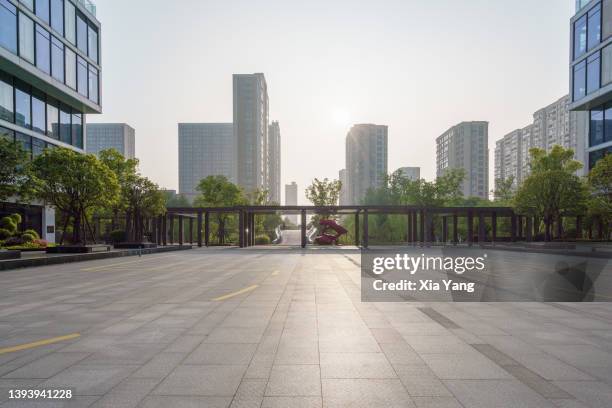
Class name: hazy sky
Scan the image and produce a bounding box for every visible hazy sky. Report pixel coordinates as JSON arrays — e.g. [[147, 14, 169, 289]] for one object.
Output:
[[89, 0, 575, 204]]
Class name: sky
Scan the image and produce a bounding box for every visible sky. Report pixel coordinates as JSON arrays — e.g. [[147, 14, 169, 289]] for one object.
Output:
[[89, 0, 575, 204]]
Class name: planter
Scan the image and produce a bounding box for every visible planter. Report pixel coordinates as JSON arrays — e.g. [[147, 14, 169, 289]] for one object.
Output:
[[0, 250, 21, 260], [47, 244, 111, 254], [113, 242, 158, 249]]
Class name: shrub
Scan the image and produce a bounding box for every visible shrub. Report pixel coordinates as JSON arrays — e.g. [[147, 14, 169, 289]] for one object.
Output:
[[255, 234, 271, 245], [21, 233, 36, 243], [0, 228, 11, 240], [0, 217, 17, 234], [23, 229, 40, 239], [33, 239, 48, 248], [9, 213, 21, 225], [110, 230, 126, 243], [3, 236, 23, 246]]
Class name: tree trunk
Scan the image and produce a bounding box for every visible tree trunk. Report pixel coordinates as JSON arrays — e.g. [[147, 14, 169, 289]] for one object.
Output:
[[544, 217, 552, 242], [219, 217, 225, 245], [73, 212, 82, 244]]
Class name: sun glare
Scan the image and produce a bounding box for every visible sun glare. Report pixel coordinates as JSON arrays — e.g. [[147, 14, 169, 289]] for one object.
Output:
[[331, 108, 351, 128]]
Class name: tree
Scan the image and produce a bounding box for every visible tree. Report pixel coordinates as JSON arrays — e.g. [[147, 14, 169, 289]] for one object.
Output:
[[493, 176, 515, 204], [0, 138, 29, 202], [587, 154, 612, 239], [305, 178, 342, 206], [514, 146, 588, 241], [194, 175, 246, 244], [98, 149, 139, 230], [124, 174, 165, 242], [29, 148, 119, 244], [164, 192, 191, 208]]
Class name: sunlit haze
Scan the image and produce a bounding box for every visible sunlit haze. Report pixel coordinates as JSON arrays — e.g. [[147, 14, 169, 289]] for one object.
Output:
[[89, 0, 575, 203]]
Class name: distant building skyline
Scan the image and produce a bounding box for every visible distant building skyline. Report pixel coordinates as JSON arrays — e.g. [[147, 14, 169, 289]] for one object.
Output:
[[268, 121, 281, 204], [285, 181, 298, 224], [346, 124, 388, 205], [86, 123, 136, 159], [339, 169, 348, 205], [396, 166, 420, 181]]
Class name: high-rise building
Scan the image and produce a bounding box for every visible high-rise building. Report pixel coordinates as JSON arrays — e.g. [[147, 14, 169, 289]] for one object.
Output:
[[396, 167, 421, 181], [285, 182, 298, 224], [494, 95, 589, 193], [178, 123, 235, 203], [570, 0, 612, 170], [346, 124, 388, 205], [338, 169, 348, 205], [0, 0, 102, 242], [268, 121, 281, 204], [436, 122, 489, 199], [233, 73, 269, 194], [86, 123, 135, 159]]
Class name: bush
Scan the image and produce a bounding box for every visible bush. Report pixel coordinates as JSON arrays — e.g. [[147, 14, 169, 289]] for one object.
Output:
[[23, 229, 40, 239], [33, 239, 48, 248], [21, 233, 36, 243], [0, 217, 17, 234], [0, 228, 11, 240], [9, 213, 21, 225], [109, 230, 126, 243], [3, 236, 23, 246], [255, 234, 271, 245]]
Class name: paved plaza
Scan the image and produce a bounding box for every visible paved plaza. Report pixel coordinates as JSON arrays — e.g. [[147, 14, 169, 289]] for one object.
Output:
[[0, 248, 611, 407]]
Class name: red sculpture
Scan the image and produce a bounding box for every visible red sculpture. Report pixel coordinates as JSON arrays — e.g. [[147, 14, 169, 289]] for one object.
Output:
[[315, 219, 348, 245]]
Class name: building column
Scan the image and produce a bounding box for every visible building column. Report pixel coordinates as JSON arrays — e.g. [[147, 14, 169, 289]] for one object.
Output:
[[363, 209, 369, 249], [301, 210, 307, 248], [355, 212, 360, 247]]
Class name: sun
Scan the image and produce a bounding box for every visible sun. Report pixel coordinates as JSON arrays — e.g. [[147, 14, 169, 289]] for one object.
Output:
[[331, 108, 351, 128]]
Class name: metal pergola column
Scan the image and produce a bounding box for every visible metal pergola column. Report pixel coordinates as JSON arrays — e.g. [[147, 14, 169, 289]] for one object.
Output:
[[355, 211, 360, 247], [178, 215, 184, 245], [363, 209, 369, 249], [301, 210, 307, 248], [197, 210, 203, 247]]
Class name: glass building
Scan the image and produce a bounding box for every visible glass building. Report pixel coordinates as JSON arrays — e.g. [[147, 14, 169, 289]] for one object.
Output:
[[0, 0, 102, 240], [570, 0, 612, 169], [346, 124, 388, 205]]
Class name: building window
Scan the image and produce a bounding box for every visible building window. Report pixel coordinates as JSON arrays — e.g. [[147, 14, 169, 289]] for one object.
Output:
[[574, 14, 587, 59], [59, 105, 70, 144], [64, 0, 75, 44], [0, 126, 15, 142], [603, 44, 612, 86], [16, 132, 32, 158], [20, 0, 33, 11], [50, 0, 63, 35], [35, 25, 51, 75], [71, 112, 81, 147], [88, 64, 98, 103], [0, 0, 17, 54], [76, 11, 87, 54], [31, 90, 45, 134], [587, 52, 601, 94], [604, 0, 612, 40], [35, 0, 49, 24], [65, 47, 76, 89], [46, 97, 58, 139], [0, 72, 13, 122], [589, 146, 612, 169], [573, 60, 587, 101], [77, 55, 87, 96], [51, 35, 63, 82], [32, 136, 44, 157], [590, 108, 605, 146], [15, 84, 31, 128], [588, 4, 602, 50], [19, 12, 35, 63], [88, 24, 97, 63]]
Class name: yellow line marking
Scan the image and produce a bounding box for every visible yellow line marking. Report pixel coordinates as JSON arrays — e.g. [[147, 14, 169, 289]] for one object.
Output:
[[212, 285, 259, 301], [81, 254, 178, 271], [0, 333, 80, 355]]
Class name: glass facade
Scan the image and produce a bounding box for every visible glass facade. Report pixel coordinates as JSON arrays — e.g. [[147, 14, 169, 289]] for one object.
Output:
[[35, 0, 50, 24], [35, 24, 51, 74], [588, 4, 602, 50], [575, 14, 587, 59], [46, 97, 58, 139], [574, 60, 587, 100], [51, 35, 63, 82], [50, 0, 62, 34], [77, 55, 87, 96], [0, 0, 17, 54], [19, 13, 35, 63], [64, 0, 75, 44], [589, 146, 612, 169], [76, 11, 87, 54], [587, 52, 601, 94], [65, 47, 76, 88], [0, 72, 13, 122], [32, 90, 46, 134]]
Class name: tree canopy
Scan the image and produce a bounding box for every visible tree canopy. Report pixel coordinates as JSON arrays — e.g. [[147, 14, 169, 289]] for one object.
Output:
[[305, 178, 342, 206], [0, 138, 29, 202]]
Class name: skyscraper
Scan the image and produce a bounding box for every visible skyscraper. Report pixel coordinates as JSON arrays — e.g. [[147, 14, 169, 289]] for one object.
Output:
[[338, 169, 348, 205], [0, 0, 102, 242], [436, 122, 489, 199], [396, 167, 421, 181], [268, 121, 281, 204], [178, 123, 236, 203], [285, 182, 298, 224], [86, 123, 135, 159], [233, 73, 269, 194], [346, 124, 388, 204]]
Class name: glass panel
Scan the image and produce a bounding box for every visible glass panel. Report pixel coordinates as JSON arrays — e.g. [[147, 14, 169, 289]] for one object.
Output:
[[76, 12, 87, 54], [87, 24, 97, 63], [606, 105, 612, 143], [19, 12, 35, 63], [574, 15, 587, 59], [50, 0, 63, 35], [589, 147, 612, 169], [0, 126, 14, 142], [64, 1, 75, 44], [587, 53, 601, 94], [573, 60, 587, 101], [0, 0, 18, 54], [588, 4, 602, 50], [35, 24, 51, 74], [51, 35, 64, 82], [603, 44, 612, 86], [15, 85, 31, 128], [65, 47, 76, 89], [35, 0, 49, 24], [32, 136, 44, 157], [590, 108, 605, 146], [77, 55, 87, 96], [0, 72, 13, 122], [604, 0, 612, 40], [71, 112, 81, 147], [20, 0, 33, 10], [88, 64, 98, 103], [16, 133, 32, 159], [59, 105, 70, 144], [31, 91, 45, 134], [46, 97, 59, 139]]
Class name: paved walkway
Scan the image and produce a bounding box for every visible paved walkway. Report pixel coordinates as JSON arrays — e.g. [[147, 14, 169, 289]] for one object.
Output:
[[0, 248, 611, 407]]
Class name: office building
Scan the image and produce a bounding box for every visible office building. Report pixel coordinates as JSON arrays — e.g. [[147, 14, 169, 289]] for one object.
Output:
[[396, 166, 420, 181], [285, 181, 298, 224], [268, 121, 281, 204], [233, 73, 269, 194], [0, 0, 102, 242], [86, 123, 135, 159], [346, 124, 388, 204], [338, 169, 348, 205], [178, 123, 235, 203], [436, 122, 489, 199], [570, 0, 612, 169]]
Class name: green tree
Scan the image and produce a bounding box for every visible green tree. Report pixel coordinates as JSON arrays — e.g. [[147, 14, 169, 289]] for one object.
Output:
[[0, 138, 29, 202], [493, 176, 515, 204], [124, 174, 166, 242], [514, 146, 588, 241], [164, 192, 191, 208], [305, 178, 342, 206], [29, 148, 120, 244], [98, 149, 139, 230], [587, 154, 612, 239], [194, 175, 246, 244]]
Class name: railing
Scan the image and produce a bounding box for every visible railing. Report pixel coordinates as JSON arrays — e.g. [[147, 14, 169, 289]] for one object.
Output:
[[77, 0, 96, 16]]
